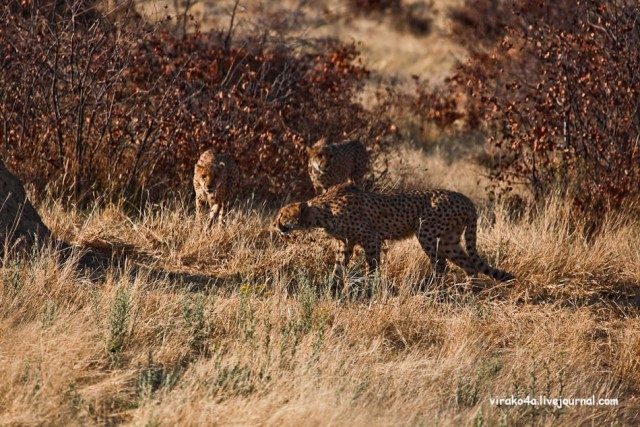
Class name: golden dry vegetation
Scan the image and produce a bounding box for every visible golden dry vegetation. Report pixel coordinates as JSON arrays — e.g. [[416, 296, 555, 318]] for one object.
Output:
[[2, 1, 640, 426], [2, 152, 639, 425]]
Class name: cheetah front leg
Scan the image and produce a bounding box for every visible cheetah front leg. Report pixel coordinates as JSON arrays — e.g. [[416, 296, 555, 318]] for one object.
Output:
[[219, 203, 227, 224], [207, 203, 221, 228], [195, 195, 208, 224], [216, 202, 228, 225], [332, 240, 354, 295]]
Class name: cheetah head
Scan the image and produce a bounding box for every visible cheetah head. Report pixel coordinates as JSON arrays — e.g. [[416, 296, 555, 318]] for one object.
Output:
[[194, 163, 225, 194], [307, 138, 334, 175], [273, 202, 312, 235]]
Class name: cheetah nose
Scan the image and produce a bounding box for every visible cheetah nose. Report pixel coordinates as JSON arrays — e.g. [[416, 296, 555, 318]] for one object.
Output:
[[277, 224, 291, 235]]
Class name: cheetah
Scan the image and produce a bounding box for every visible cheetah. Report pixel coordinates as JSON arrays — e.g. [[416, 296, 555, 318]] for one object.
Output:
[[307, 138, 369, 194], [273, 183, 513, 291], [193, 150, 240, 226]]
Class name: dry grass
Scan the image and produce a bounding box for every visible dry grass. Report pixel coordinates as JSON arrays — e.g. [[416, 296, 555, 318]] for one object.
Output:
[[3, 3, 638, 425], [136, 0, 466, 82], [1, 162, 639, 426]]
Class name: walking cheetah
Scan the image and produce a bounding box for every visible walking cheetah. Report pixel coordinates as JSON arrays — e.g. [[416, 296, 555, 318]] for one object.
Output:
[[307, 138, 368, 194], [273, 184, 513, 291], [193, 150, 239, 226]]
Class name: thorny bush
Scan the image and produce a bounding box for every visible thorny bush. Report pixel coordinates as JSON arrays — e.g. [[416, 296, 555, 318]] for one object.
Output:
[[0, 0, 392, 202], [445, 0, 640, 210]]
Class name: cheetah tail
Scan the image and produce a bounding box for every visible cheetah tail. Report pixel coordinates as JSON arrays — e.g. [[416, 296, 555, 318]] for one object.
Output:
[[464, 221, 514, 282]]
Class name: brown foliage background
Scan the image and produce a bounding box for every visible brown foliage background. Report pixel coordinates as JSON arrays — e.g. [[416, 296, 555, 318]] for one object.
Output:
[[442, 0, 640, 209], [0, 0, 392, 202]]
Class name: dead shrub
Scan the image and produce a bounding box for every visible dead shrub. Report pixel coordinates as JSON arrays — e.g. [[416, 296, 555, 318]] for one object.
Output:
[[444, 0, 640, 210], [0, 0, 392, 202]]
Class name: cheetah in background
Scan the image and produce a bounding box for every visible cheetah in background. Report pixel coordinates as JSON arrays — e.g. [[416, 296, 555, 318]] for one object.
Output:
[[193, 150, 240, 226], [273, 183, 513, 291], [307, 138, 369, 194]]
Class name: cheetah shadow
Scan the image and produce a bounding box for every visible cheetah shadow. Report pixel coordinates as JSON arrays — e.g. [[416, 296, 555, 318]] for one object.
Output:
[[66, 244, 226, 292], [69, 243, 640, 313], [524, 283, 640, 316]]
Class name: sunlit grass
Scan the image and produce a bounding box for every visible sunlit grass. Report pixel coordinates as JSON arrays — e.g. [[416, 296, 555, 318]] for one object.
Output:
[[1, 181, 638, 425]]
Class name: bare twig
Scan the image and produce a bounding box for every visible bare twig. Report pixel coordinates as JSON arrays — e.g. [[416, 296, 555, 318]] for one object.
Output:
[[224, 0, 241, 52]]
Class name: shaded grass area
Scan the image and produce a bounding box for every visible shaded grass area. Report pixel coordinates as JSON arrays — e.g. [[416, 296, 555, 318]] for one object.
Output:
[[1, 184, 639, 426]]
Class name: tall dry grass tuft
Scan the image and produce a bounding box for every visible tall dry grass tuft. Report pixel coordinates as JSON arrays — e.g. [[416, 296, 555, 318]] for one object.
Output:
[[1, 183, 638, 425]]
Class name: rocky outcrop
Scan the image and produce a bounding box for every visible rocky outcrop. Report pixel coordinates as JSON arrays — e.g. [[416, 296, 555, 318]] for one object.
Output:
[[0, 159, 51, 251]]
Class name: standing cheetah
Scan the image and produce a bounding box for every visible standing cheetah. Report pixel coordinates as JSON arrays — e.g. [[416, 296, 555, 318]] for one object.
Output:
[[307, 138, 368, 194], [273, 184, 513, 291], [193, 150, 239, 226]]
